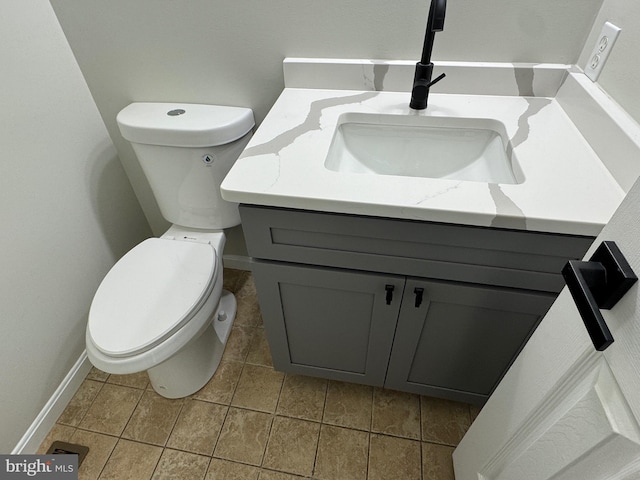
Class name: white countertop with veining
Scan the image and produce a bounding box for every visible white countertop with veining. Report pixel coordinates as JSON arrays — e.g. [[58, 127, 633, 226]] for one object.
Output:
[[221, 60, 628, 237]]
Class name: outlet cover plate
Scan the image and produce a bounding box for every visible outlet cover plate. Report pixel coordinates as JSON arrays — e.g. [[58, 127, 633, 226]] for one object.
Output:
[[585, 22, 621, 82]]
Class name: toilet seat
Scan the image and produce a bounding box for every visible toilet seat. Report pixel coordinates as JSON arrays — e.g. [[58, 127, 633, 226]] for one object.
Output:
[[88, 238, 217, 358]]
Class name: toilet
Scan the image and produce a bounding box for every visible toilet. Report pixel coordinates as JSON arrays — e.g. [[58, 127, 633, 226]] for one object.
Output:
[[86, 102, 254, 398]]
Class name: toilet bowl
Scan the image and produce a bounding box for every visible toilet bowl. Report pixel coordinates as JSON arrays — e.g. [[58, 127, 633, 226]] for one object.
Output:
[[86, 102, 254, 398], [87, 228, 236, 398]]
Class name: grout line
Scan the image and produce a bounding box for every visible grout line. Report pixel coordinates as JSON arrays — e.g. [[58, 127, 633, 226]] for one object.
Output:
[[94, 435, 117, 480], [117, 384, 147, 440], [366, 428, 372, 480], [308, 414, 322, 479], [73, 377, 107, 430], [161, 395, 187, 450], [209, 403, 231, 460], [419, 393, 424, 480], [319, 379, 330, 426], [311, 376, 330, 479], [258, 409, 277, 469], [201, 457, 213, 480], [368, 385, 375, 433], [272, 369, 288, 417], [148, 447, 163, 480]]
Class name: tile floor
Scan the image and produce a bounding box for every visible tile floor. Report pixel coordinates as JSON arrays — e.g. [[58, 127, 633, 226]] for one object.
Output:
[[38, 269, 481, 480]]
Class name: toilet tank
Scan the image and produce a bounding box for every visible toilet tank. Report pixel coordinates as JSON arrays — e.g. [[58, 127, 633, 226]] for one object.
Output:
[[117, 103, 254, 229]]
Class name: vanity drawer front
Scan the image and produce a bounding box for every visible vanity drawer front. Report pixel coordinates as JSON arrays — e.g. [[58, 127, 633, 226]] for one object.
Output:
[[239, 205, 594, 292]]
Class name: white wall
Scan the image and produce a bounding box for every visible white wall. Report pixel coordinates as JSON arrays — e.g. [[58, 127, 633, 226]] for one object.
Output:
[[0, 1, 151, 453], [49, 0, 604, 236], [577, 0, 640, 125]]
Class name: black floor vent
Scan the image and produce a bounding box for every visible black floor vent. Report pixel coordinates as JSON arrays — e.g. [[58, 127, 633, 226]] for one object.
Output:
[[46, 441, 90, 466]]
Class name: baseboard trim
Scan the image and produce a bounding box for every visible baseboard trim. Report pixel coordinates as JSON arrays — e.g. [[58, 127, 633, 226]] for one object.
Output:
[[12, 351, 92, 454], [223, 254, 252, 271]]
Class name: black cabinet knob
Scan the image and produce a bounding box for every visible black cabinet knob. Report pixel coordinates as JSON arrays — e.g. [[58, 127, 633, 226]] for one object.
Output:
[[385, 284, 395, 305], [414, 287, 424, 308]]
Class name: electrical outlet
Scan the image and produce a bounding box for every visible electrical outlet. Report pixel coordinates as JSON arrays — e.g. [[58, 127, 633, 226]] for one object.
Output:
[[585, 22, 621, 82]]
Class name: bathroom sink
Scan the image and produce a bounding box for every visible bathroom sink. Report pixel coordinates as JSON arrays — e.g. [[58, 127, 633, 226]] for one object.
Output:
[[324, 113, 522, 184]]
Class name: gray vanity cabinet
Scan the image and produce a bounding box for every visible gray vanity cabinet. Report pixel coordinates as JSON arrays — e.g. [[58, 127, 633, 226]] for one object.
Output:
[[240, 204, 593, 405], [251, 261, 404, 386]]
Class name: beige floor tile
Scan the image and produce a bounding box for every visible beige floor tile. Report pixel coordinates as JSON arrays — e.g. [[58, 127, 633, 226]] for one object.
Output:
[[37, 424, 76, 454], [235, 271, 257, 300], [214, 407, 273, 466], [262, 416, 320, 476], [276, 374, 327, 422], [231, 364, 284, 413], [107, 371, 149, 389], [421, 396, 471, 446], [223, 268, 245, 293], [70, 430, 118, 480], [368, 434, 421, 480], [236, 302, 263, 328], [193, 360, 243, 405], [323, 380, 373, 431], [246, 328, 273, 367], [78, 383, 142, 436], [469, 404, 482, 423], [151, 449, 210, 480], [372, 388, 421, 440], [121, 390, 183, 445], [314, 425, 368, 480], [166, 399, 227, 456], [258, 471, 306, 480], [98, 439, 162, 480], [235, 275, 263, 328], [86, 367, 109, 382], [205, 458, 260, 480], [57, 379, 104, 427], [223, 325, 255, 362], [422, 442, 455, 480]]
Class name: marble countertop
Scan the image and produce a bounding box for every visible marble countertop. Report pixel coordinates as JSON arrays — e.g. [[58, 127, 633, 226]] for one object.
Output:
[[221, 62, 626, 237]]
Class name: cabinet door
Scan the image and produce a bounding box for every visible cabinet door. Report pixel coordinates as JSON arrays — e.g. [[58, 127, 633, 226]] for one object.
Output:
[[385, 278, 555, 405], [251, 260, 404, 386]]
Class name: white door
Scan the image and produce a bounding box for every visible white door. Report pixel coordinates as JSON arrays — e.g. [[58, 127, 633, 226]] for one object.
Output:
[[453, 179, 640, 480]]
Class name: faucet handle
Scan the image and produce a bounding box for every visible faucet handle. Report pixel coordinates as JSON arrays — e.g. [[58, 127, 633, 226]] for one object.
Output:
[[425, 72, 446, 88]]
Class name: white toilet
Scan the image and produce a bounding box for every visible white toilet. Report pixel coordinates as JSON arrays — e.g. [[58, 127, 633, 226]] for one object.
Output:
[[86, 102, 254, 398]]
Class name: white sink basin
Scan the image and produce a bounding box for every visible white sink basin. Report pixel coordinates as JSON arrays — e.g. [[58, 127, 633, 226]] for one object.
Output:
[[325, 113, 523, 184]]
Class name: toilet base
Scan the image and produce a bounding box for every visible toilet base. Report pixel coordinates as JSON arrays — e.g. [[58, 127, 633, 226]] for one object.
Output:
[[147, 290, 237, 398]]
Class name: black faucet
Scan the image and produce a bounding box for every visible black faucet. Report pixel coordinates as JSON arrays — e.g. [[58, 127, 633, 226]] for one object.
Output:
[[410, 0, 447, 110]]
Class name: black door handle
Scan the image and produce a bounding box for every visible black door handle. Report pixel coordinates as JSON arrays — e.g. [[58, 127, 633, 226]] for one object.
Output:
[[561, 241, 637, 351], [385, 284, 395, 305]]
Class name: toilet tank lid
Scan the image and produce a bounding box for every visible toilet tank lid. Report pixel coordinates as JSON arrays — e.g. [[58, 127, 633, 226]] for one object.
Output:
[[117, 102, 255, 147]]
